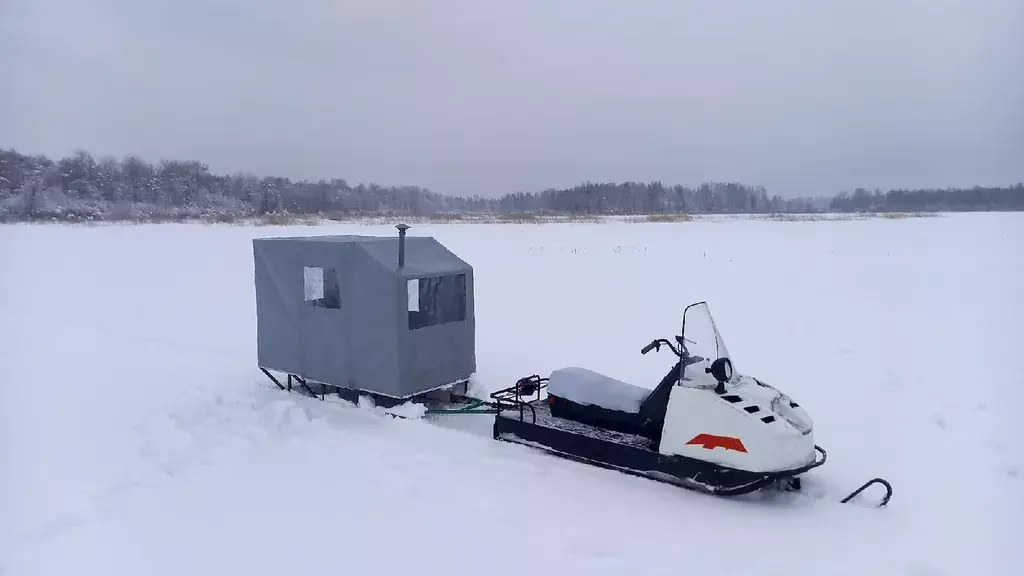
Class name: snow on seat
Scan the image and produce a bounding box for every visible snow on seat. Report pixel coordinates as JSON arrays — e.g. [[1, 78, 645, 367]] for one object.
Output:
[[547, 367, 652, 414]]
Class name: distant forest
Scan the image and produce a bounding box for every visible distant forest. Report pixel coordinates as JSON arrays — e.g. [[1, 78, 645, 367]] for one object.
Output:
[[0, 148, 1020, 222]]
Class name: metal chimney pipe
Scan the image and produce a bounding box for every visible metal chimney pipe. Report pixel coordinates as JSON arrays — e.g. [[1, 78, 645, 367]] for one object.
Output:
[[396, 223, 410, 267]]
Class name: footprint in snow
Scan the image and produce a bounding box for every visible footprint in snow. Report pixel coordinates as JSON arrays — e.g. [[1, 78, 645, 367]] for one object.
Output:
[[931, 415, 949, 429], [1002, 465, 1019, 480]]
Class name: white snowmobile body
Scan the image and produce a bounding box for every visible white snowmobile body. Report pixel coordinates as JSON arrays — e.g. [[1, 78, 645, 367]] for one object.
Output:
[[659, 372, 816, 473], [492, 301, 828, 495]]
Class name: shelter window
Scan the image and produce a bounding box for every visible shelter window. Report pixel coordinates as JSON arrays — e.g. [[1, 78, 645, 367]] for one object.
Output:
[[304, 266, 340, 309], [408, 274, 466, 329]]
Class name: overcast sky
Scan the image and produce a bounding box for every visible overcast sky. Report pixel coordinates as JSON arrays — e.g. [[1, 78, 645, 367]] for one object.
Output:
[[1, 0, 1021, 198]]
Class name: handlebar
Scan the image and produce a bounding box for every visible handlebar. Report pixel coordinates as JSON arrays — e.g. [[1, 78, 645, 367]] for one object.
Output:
[[642, 336, 707, 368], [641, 338, 682, 357]]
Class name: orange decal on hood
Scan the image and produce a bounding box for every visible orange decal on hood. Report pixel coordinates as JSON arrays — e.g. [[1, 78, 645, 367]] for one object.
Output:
[[686, 433, 748, 453]]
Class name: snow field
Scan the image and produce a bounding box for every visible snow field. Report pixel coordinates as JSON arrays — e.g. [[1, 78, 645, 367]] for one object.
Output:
[[1, 213, 1022, 575]]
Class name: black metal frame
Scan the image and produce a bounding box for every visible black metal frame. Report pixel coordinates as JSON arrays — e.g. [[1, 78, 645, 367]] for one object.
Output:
[[488, 375, 548, 424], [259, 367, 319, 397], [259, 366, 469, 407], [260, 367, 285, 391]]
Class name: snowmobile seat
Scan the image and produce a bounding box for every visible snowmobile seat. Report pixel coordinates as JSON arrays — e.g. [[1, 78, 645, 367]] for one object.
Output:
[[546, 363, 682, 441], [547, 367, 650, 413]]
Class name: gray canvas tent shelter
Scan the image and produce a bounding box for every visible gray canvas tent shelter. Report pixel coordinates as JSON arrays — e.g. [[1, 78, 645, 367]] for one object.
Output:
[[253, 225, 475, 399]]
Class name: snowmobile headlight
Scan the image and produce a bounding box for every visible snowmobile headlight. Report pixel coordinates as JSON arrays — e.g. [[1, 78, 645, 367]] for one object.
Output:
[[771, 396, 812, 435]]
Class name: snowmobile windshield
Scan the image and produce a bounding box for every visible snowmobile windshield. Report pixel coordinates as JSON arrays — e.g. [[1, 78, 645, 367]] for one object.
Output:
[[679, 302, 736, 387]]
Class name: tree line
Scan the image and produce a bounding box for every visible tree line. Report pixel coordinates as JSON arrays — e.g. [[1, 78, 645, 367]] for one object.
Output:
[[0, 148, 1020, 222]]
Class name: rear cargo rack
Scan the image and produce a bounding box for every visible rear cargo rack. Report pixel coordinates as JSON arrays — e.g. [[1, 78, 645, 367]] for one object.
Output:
[[489, 375, 548, 424]]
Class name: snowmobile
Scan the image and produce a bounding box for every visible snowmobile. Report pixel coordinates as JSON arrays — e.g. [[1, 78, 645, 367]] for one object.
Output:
[[488, 301, 892, 505]]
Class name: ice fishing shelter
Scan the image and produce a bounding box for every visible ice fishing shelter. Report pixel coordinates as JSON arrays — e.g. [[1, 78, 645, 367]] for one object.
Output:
[[253, 225, 475, 399]]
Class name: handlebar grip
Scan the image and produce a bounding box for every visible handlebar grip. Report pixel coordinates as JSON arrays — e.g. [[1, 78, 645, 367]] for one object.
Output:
[[641, 341, 657, 355]]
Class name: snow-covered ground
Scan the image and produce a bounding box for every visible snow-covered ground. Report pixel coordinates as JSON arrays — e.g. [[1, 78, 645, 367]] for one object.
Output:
[[1, 213, 1021, 575]]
